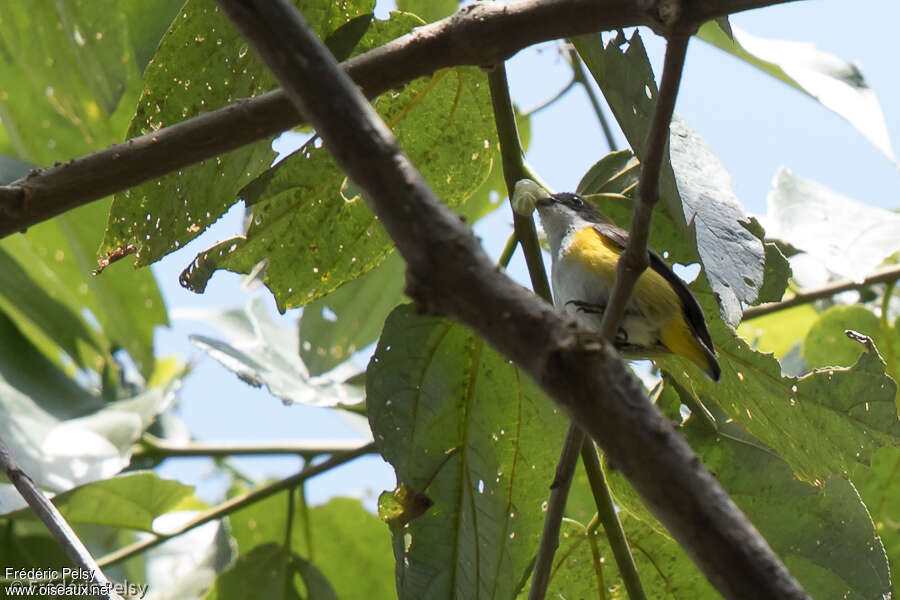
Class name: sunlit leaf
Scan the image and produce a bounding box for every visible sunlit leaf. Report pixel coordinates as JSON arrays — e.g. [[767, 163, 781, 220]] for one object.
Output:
[[184, 296, 364, 406], [101, 0, 375, 266], [764, 168, 900, 282], [698, 20, 897, 163]]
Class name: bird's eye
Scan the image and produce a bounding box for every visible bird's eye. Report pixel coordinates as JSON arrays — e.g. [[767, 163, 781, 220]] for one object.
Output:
[[570, 195, 584, 207]]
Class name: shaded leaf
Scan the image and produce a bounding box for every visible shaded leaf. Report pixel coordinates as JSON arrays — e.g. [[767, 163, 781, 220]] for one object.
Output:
[[853, 447, 900, 598], [2, 198, 168, 380], [0, 0, 181, 164], [228, 494, 394, 600], [3, 472, 202, 532], [203, 543, 309, 600], [300, 253, 406, 376], [574, 31, 764, 326], [367, 305, 568, 599], [697, 20, 896, 163]]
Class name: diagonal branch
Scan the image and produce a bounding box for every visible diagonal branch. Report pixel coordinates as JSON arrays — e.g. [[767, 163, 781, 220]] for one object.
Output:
[[0, 439, 123, 600], [215, 0, 809, 598], [0, 0, 803, 240]]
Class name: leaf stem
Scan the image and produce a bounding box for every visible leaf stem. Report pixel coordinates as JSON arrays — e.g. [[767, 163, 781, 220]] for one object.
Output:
[[569, 48, 617, 152], [0, 439, 122, 600], [580, 439, 646, 600], [743, 264, 900, 320], [96, 442, 375, 568], [488, 63, 553, 302], [528, 423, 585, 600]]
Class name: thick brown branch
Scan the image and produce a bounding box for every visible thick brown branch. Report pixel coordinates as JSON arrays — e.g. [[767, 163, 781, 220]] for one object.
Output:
[[0, 439, 122, 600], [217, 0, 809, 597], [0, 0, 803, 239]]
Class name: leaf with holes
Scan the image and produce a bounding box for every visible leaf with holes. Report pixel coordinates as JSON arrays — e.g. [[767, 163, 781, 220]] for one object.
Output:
[[574, 31, 764, 326], [605, 382, 892, 599], [660, 318, 900, 484], [0, 0, 182, 165], [101, 0, 375, 266], [180, 15, 496, 309], [367, 305, 567, 599]]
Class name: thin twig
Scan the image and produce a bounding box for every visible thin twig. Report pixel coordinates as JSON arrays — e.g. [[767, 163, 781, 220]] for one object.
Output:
[[580, 440, 646, 600], [0, 0, 803, 240], [742, 263, 900, 320], [488, 63, 553, 303], [569, 48, 618, 152], [522, 77, 577, 117], [214, 1, 809, 597], [598, 34, 690, 343], [135, 434, 370, 458], [97, 442, 374, 568], [0, 439, 123, 600], [528, 424, 585, 600]]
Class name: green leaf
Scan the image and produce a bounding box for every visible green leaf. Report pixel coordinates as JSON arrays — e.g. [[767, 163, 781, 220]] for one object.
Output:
[[573, 32, 764, 326], [396, 0, 457, 22], [180, 15, 496, 309], [602, 383, 892, 599], [298, 498, 395, 600], [203, 543, 309, 600], [576, 149, 640, 197], [3, 472, 202, 531], [300, 253, 406, 376], [0, 0, 181, 164], [661, 323, 900, 484], [517, 517, 716, 599], [0, 314, 181, 504], [186, 296, 364, 406], [853, 447, 900, 598], [757, 242, 792, 304], [697, 20, 896, 163], [101, 0, 375, 267], [764, 168, 900, 282], [367, 305, 568, 599], [2, 198, 168, 380], [804, 305, 884, 369], [738, 304, 818, 359], [228, 494, 395, 600]]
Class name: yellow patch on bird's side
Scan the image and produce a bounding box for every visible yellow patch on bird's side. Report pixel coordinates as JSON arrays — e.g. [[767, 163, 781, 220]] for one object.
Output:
[[567, 227, 714, 375], [567, 228, 680, 319]]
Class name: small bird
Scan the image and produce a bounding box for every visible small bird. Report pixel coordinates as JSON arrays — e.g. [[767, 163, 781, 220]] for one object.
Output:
[[514, 180, 720, 381]]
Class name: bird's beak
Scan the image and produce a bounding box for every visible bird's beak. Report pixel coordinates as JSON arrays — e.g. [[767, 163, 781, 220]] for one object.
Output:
[[535, 195, 553, 208]]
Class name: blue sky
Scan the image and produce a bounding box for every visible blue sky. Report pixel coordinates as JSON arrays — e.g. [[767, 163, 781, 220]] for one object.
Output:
[[149, 0, 900, 507]]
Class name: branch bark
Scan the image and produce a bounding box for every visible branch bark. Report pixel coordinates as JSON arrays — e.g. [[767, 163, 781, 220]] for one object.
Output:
[[742, 263, 900, 320], [0, 439, 123, 600], [0, 0, 802, 240], [216, 0, 809, 597]]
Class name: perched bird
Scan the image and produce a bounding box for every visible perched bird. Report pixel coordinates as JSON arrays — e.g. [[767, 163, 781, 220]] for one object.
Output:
[[513, 180, 720, 381]]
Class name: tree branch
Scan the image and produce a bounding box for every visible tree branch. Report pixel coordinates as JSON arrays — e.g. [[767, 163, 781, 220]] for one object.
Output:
[[0, 439, 123, 600], [0, 0, 803, 240], [135, 434, 371, 459], [742, 263, 900, 320], [217, 0, 809, 597], [97, 441, 374, 568]]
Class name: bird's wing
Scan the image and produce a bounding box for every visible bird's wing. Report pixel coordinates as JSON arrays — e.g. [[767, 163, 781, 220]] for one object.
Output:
[[592, 224, 715, 354]]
